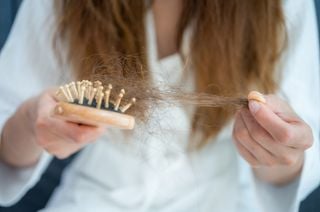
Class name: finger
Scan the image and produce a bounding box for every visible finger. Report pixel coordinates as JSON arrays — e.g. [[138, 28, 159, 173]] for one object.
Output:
[[39, 116, 105, 144], [233, 114, 260, 167], [264, 96, 312, 149], [233, 138, 260, 167], [44, 142, 83, 159], [249, 100, 309, 149], [37, 91, 59, 115], [248, 92, 312, 149], [248, 99, 288, 139], [234, 113, 276, 166], [248, 100, 298, 146], [240, 109, 301, 163], [36, 126, 70, 148], [240, 109, 287, 156], [249, 92, 294, 114], [36, 122, 85, 149], [275, 111, 313, 149], [41, 127, 88, 158]]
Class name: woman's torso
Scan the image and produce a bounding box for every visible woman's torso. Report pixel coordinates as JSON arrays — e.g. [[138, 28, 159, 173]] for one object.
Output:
[[39, 9, 260, 212]]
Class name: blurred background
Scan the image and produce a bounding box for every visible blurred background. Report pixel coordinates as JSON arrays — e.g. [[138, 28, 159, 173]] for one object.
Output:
[[0, 0, 319, 211]]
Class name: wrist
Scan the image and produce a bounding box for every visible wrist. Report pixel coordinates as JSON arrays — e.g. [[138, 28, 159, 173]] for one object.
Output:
[[0, 98, 43, 168], [21, 97, 39, 137], [253, 153, 304, 186]]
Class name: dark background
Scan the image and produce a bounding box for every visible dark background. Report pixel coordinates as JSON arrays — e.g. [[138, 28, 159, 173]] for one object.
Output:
[[0, 0, 319, 211]]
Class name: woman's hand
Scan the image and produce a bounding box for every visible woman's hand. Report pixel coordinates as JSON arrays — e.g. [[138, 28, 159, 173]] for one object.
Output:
[[0, 90, 105, 167], [34, 90, 106, 158], [233, 91, 313, 185]]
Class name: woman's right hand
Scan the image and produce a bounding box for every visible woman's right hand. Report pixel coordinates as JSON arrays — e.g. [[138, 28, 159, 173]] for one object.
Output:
[[0, 90, 106, 167], [34, 90, 106, 159]]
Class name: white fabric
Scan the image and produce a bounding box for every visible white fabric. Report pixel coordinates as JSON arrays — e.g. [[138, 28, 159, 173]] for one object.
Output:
[[0, 152, 51, 207], [0, 0, 57, 206], [0, 0, 319, 211]]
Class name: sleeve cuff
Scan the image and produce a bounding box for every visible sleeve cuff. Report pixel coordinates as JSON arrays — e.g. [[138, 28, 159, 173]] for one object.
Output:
[[253, 167, 300, 212], [296, 133, 320, 202], [0, 151, 52, 206], [253, 135, 320, 212]]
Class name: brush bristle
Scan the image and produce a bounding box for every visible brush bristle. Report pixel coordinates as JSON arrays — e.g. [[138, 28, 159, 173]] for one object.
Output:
[[56, 80, 136, 113]]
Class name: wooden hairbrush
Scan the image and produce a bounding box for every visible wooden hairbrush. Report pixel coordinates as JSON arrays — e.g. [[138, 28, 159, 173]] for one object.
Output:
[[52, 80, 136, 130]]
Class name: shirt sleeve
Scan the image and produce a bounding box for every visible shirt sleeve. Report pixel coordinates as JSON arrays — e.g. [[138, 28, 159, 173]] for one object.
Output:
[[253, 0, 320, 211], [0, 0, 59, 206], [0, 153, 52, 207]]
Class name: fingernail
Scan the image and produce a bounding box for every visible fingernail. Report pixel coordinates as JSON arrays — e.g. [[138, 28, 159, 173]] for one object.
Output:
[[248, 91, 266, 103], [249, 101, 261, 114]]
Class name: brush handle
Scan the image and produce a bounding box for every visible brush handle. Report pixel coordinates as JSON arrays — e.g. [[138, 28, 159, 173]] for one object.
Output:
[[51, 102, 135, 130]]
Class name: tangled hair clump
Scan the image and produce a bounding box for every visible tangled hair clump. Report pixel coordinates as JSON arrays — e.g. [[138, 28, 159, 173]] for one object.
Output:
[[85, 56, 248, 126]]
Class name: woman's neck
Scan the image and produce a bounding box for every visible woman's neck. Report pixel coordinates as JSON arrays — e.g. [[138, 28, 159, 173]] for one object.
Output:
[[152, 0, 183, 59]]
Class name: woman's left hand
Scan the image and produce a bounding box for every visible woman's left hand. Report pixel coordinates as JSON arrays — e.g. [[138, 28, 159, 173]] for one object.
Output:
[[233, 91, 313, 185]]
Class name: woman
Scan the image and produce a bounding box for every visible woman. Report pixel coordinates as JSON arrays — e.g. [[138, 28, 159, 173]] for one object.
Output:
[[0, 0, 319, 211]]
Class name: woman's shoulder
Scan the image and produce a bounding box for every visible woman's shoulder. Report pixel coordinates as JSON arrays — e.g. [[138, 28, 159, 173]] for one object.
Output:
[[0, 0, 62, 106]]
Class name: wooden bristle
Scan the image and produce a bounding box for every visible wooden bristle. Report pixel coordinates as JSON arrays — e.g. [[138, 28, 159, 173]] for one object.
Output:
[[86, 82, 92, 99], [88, 88, 97, 105], [76, 81, 81, 97], [59, 86, 71, 102], [120, 98, 136, 113], [81, 81, 87, 98], [79, 86, 85, 104], [104, 84, 112, 108], [94, 80, 102, 88], [96, 93, 104, 109], [96, 86, 104, 98], [55, 90, 61, 97], [66, 85, 74, 103], [114, 89, 125, 111], [70, 82, 79, 99], [57, 81, 136, 114]]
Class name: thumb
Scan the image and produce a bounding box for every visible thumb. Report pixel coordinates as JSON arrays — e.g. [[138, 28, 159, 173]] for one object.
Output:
[[247, 91, 292, 141], [248, 91, 293, 112]]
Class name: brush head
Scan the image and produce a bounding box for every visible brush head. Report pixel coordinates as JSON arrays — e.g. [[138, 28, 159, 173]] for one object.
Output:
[[52, 80, 136, 130]]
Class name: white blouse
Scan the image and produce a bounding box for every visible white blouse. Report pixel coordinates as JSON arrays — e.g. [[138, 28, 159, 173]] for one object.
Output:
[[0, 0, 319, 212]]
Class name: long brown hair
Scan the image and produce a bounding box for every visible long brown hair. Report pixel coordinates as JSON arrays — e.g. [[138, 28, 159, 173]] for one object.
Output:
[[54, 0, 285, 146]]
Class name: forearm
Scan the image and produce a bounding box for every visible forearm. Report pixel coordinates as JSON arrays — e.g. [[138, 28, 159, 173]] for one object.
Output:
[[253, 154, 304, 186], [0, 98, 43, 168]]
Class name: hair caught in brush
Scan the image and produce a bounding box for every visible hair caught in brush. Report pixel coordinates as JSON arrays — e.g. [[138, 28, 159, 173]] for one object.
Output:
[[83, 56, 248, 125]]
